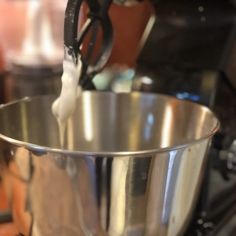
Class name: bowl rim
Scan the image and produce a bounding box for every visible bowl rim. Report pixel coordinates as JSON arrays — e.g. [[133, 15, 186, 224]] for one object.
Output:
[[0, 92, 220, 157]]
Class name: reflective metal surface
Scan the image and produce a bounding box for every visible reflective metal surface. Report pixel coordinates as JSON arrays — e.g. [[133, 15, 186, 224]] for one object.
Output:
[[0, 92, 219, 236]]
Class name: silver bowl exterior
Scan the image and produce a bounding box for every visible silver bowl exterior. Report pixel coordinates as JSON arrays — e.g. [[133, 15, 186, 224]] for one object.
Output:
[[0, 92, 219, 236]]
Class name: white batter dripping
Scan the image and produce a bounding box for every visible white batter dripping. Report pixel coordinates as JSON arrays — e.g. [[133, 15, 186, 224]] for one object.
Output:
[[52, 57, 83, 146]]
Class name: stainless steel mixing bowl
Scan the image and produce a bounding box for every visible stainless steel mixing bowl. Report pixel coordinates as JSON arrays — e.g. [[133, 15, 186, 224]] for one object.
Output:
[[0, 92, 219, 236]]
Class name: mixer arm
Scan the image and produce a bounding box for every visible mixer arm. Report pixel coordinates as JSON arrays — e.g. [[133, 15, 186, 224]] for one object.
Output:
[[64, 0, 113, 88]]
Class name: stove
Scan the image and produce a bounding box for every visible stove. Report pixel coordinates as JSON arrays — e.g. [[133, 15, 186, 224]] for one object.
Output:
[[131, 69, 236, 236], [134, 1, 236, 234]]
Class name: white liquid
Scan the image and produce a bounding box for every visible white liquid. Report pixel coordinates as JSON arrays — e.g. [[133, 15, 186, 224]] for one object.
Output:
[[52, 58, 82, 146]]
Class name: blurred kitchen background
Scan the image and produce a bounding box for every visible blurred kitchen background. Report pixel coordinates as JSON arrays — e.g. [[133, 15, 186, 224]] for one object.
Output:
[[0, 0, 66, 104], [0, 0, 236, 235], [0, 0, 66, 235]]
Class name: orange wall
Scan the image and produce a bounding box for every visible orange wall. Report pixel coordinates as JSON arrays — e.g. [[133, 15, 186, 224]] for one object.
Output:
[[108, 1, 153, 67], [81, 1, 153, 68]]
